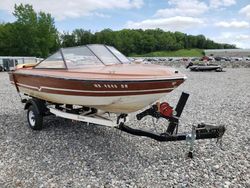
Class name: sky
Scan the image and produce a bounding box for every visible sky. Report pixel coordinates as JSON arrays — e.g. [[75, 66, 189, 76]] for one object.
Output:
[[0, 0, 250, 48]]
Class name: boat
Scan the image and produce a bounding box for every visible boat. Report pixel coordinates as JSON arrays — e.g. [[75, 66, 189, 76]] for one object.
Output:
[[9, 44, 186, 113], [186, 62, 223, 72]]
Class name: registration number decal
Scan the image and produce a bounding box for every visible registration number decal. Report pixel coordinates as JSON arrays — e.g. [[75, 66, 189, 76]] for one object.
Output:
[[93, 84, 128, 89]]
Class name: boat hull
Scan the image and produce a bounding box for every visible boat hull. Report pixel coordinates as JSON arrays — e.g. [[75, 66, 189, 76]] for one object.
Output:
[[9, 63, 186, 113], [10, 72, 185, 113], [18, 86, 168, 113], [189, 65, 222, 71]]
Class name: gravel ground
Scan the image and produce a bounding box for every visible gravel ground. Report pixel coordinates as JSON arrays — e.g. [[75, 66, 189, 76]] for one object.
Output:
[[0, 68, 249, 187]]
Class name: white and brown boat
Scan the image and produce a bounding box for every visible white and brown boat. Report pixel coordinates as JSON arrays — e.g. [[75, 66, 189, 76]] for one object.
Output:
[[9, 44, 227, 156], [9, 44, 186, 113]]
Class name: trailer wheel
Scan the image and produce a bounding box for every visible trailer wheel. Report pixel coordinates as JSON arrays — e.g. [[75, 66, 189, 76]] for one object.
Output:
[[27, 105, 43, 130]]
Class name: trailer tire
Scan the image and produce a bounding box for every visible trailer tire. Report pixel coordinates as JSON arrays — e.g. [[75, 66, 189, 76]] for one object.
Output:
[[27, 105, 43, 130]]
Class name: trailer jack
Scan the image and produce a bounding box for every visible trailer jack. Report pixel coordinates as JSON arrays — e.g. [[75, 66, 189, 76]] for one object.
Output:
[[117, 92, 226, 158]]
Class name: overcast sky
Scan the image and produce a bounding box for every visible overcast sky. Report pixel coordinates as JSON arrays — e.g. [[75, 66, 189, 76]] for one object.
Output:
[[0, 0, 250, 48]]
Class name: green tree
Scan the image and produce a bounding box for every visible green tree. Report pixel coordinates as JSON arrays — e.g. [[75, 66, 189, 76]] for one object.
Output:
[[60, 32, 76, 47], [0, 4, 58, 57], [36, 11, 59, 56], [0, 23, 16, 56], [73, 29, 93, 45]]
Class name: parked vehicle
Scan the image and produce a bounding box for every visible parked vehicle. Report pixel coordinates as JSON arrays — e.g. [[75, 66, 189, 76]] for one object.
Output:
[[231, 57, 243, 61], [244, 57, 250, 61], [200, 56, 214, 61], [214, 56, 222, 61]]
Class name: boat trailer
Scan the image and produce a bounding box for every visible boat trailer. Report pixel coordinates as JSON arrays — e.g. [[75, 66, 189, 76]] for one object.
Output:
[[23, 92, 225, 158]]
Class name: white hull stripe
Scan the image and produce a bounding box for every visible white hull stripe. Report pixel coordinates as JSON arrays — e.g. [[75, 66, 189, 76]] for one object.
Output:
[[11, 82, 174, 93]]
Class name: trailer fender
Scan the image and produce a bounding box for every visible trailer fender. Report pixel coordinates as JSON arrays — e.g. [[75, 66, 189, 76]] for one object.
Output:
[[24, 98, 46, 115]]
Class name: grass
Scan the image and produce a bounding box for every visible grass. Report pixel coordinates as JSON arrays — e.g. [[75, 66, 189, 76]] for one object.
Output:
[[131, 49, 204, 57]]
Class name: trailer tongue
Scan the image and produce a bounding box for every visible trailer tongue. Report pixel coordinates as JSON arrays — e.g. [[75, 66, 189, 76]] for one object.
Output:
[[117, 92, 225, 158]]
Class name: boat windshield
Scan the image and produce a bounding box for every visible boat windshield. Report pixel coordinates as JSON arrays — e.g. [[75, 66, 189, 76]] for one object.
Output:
[[35, 51, 66, 69], [35, 44, 130, 69], [106, 45, 130, 63], [62, 46, 103, 68], [87, 44, 121, 65]]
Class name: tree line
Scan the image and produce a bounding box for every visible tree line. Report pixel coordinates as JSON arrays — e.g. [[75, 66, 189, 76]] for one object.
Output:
[[0, 4, 236, 58]]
